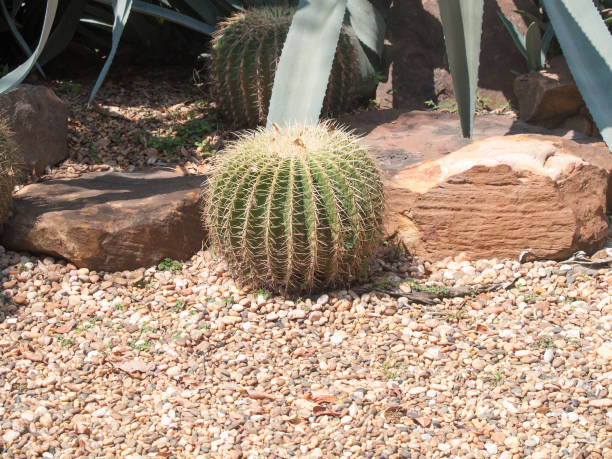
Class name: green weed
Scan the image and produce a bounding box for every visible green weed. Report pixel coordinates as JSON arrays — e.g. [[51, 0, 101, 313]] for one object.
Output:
[[158, 258, 182, 273]]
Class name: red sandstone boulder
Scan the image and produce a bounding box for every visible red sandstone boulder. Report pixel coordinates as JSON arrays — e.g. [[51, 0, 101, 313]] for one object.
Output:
[[2, 169, 206, 271], [385, 134, 610, 262]]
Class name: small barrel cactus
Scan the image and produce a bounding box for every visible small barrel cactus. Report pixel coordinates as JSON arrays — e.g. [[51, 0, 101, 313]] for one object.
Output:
[[210, 6, 360, 128], [0, 117, 17, 223], [204, 123, 385, 294]]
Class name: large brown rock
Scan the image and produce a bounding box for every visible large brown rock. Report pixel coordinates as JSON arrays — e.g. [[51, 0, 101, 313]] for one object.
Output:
[[0, 85, 68, 176], [385, 135, 610, 262], [377, 0, 538, 109], [341, 110, 612, 210], [513, 58, 598, 137], [2, 169, 206, 272]]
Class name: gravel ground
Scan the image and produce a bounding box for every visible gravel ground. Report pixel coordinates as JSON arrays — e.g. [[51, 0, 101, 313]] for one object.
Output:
[[1, 246, 611, 458], [1, 74, 611, 458]]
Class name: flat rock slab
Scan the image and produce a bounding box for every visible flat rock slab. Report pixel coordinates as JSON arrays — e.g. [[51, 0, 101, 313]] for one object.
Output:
[[2, 169, 206, 272], [386, 134, 610, 262]]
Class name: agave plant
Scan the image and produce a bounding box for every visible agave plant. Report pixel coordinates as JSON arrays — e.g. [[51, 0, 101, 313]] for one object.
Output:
[[0, 0, 385, 106], [268, 0, 612, 152]]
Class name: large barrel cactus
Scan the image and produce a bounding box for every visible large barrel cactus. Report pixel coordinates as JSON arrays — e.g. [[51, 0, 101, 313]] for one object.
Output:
[[204, 124, 385, 294], [210, 6, 360, 128], [0, 117, 16, 223]]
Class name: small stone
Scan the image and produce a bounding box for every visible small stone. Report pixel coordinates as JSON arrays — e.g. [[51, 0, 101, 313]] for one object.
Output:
[[424, 347, 440, 360], [472, 358, 486, 371], [552, 357, 564, 368], [166, 366, 181, 377], [408, 387, 427, 396], [589, 398, 612, 408], [2, 430, 19, 444], [330, 332, 344, 345], [543, 348, 554, 363], [504, 436, 520, 449], [13, 294, 27, 305], [596, 344, 612, 360], [39, 413, 53, 428], [484, 443, 498, 454], [92, 408, 108, 417]]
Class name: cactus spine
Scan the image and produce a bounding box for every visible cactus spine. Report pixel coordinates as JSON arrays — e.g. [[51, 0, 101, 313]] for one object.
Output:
[[204, 124, 384, 294], [210, 6, 360, 128], [0, 117, 16, 224]]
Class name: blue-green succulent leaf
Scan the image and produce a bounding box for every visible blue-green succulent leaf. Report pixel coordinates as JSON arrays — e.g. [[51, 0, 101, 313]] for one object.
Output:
[[542, 0, 612, 151], [267, 0, 348, 127], [39, 0, 88, 66], [88, 0, 133, 105], [497, 9, 527, 60], [347, 0, 385, 57], [525, 22, 543, 71], [0, 0, 58, 93], [438, 0, 484, 138], [0, 0, 47, 78]]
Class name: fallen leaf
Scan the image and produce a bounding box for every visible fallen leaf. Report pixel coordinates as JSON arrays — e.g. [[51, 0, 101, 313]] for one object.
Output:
[[53, 320, 75, 334], [414, 416, 432, 427], [383, 406, 406, 422], [312, 405, 341, 417]]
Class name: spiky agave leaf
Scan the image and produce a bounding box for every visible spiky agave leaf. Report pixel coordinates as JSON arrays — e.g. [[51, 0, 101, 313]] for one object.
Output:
[[209, 6, 360, 128], [203, 123, 385, 294]]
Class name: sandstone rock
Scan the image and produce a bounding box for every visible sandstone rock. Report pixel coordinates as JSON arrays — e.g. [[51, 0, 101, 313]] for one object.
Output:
[[342, 110, 612, 210], [0, 84, 68, 176], [2, 169, 206, 271], [385, 134, 610, 262], [377, 0, 538, 109], [514, 58, 583, 120]]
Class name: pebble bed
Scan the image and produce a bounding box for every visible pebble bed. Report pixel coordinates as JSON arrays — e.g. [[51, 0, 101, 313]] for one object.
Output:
[[2, 75, 611, 457], [1, 245, 611, 458]]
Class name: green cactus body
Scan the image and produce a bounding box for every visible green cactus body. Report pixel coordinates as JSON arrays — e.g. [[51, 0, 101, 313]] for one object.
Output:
[[204, 124, 385, 294], [210, 7, 360, 128], [0, 118, 16, 223]]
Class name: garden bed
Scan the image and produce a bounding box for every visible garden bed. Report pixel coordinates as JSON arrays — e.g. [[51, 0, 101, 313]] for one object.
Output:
[[1, 72, 611, 457]]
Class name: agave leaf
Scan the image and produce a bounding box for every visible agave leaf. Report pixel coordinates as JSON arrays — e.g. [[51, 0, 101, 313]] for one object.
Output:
[[347, 0, 385, 57], [267, 0, 348, 127], [88, 0, 133, 105], [541, 22, 554, 57], [0, 0, 47, 78], [525, 22, 542, 71], [93, 0, 214, 34], [0, 0, 58, 93], [497, 9, 527, 60], [181, 0, 220, 23], [343, 22, 377, 92], [542, 0, 612, 151], [438, 0, 484, 138], [39, 0, 88, 66], [513, 9, 547, 30]]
